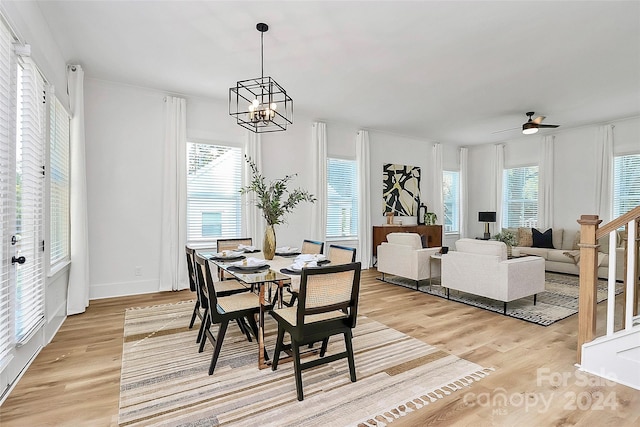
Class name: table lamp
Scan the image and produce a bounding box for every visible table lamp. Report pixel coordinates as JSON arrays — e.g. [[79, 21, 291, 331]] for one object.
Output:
[[478, 211, 496, 239]]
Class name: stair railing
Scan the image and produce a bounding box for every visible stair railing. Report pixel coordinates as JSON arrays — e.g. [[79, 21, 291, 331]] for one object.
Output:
[[576, 205, 640, 364]]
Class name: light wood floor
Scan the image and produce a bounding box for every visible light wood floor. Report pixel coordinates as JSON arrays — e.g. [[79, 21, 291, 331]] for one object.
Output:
[[1, 268, 638, 426]]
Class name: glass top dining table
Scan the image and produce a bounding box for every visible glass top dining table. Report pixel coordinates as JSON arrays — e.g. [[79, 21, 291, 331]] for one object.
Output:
[[197, 250, 301, 369]]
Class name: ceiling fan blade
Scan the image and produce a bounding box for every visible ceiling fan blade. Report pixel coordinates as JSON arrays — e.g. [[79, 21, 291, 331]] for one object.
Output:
[[532, 116, 546, 124], [491, 127, 519, 134], [538, 124, 559, 128]]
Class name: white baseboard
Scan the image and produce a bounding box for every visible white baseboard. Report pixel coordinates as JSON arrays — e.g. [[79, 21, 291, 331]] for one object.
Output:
[[89, 279, 160, 300]]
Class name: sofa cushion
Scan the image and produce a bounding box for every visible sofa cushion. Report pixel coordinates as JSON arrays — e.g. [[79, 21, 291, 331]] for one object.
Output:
[[518, 227, 533, 247], [517, 247, 549, 259], [455, 238, 507, 261], [386, 232, 423, 250], [561, 229, 577, 250], [532, 228, 554, 248], [548, 250, 571, 263], [552, 228, 563, 249]]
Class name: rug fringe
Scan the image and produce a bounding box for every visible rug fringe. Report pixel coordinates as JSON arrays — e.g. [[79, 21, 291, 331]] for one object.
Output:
[[125, 300, 194, 312], [355, 367, 495, 427]]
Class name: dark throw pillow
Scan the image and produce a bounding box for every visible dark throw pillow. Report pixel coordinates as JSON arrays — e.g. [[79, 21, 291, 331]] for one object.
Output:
[[532, 228, 554, 248]]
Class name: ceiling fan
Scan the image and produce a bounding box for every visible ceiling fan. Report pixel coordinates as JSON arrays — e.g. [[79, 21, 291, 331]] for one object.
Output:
[[521, 112, 560, 135]]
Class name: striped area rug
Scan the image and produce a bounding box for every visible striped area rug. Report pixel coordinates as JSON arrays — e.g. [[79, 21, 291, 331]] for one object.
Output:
[[119, 301, 492, 426]]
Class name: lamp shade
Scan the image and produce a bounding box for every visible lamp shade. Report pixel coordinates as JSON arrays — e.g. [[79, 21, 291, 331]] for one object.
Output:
[[478, 211, 496, 222]]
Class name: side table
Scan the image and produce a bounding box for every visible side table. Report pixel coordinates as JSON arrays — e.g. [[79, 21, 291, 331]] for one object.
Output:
[[429, 253, 442, 287]]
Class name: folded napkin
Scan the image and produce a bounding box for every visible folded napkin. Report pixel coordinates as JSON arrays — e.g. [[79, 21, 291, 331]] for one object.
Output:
[[237, 244, 257, 252], [214, 250, 243, 258], [231, 257, 267, 267], [277, 246, 300, 254], [289, 260, 318, 271], [295, 253, 326, 263]]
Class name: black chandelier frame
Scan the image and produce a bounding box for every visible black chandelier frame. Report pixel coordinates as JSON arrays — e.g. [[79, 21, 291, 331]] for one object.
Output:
[[229, 23, 293, 133]]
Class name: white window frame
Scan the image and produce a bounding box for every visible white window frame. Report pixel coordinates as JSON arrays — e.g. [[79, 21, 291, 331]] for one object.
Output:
[[443, 170, 460, 234], [186, 141, 243, 244], [613, 152, 640, 219], [502, 165, 539, 228], [326, 157, 359, 240], [48, 94, 70, 271]]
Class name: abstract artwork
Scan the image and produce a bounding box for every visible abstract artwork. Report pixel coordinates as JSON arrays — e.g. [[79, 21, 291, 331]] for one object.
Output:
[[382, 163, 421, 215]]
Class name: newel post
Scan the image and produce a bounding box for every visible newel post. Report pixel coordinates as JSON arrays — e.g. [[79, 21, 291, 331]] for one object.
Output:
[[576, 214, 602, 364]]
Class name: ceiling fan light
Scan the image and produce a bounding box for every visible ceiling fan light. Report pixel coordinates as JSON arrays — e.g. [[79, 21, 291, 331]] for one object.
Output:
[[522, 123, 539, 135]]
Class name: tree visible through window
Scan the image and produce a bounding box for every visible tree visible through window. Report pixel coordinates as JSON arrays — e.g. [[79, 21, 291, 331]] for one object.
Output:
[[186, 143, 242, 242], [326, 158, 358, 238], [503, 166, 538, 228]]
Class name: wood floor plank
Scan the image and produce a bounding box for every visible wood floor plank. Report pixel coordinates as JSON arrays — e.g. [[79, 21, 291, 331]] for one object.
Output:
[[0, 269, 638, 426]]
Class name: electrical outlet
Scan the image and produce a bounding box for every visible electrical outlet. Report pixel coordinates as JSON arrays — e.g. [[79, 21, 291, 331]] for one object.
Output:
[[134, 266, 142, 277]]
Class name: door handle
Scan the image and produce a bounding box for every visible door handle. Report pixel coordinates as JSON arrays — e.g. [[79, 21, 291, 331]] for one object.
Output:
[[12, 255, 26, 265]]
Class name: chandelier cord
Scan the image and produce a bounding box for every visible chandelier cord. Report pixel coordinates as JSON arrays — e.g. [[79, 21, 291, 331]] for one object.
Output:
[[260, 30, 264, 79]]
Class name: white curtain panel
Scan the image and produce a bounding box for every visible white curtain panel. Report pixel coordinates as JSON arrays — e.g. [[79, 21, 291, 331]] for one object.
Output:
[[243, 131, 263, 244], [431, 143, 444, 225], [493, 144, 505, 229], [159, 96, 187, 291], [595, 124, 614, 222], [311, 122, 327, 242], [459, 147, 469, 238], [356, 130, 372, 268], [66, 64, 91, 315], [539, 135, 555, 228]]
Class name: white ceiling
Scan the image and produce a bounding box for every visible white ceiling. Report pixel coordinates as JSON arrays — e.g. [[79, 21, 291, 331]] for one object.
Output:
[[31, 0, 640, 145]]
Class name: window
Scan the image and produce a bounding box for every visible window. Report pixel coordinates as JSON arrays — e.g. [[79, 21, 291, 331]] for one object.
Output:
[[443, 170, 460, 233], [614, 154, 640, 218], [326, 158, 358, 238], [49, 96, 70, 266], [0, 16, 15, 370], [503, 166, 538, 228], [186, 143, 242, 242], [201, 212, 222, 237], [14, 59, 46, 343]]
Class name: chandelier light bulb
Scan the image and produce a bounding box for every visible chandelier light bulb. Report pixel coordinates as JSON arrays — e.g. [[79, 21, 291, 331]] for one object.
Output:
[[270, 103, 277, 110], [252, 99, 259, 108]]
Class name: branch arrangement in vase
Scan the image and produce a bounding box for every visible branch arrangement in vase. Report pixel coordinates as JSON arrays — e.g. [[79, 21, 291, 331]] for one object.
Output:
[[240, 156, 316, 227]]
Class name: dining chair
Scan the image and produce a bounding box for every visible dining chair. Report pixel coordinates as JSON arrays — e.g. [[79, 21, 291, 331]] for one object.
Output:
[[327, 244, 357, 264], [301, 239, 324, 255], [194, 252, 263, 375], [217, 237, 253, 280], [185, 246, 203, 331], [271, 262, 361, 401]]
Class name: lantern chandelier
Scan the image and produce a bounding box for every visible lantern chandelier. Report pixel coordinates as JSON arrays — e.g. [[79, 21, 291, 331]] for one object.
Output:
[[229, 22, 293, 133]]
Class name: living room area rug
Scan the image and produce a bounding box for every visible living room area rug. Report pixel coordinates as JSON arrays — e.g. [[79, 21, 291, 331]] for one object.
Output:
[[118, 301, 493, 427], [379, 272, 622, 326]]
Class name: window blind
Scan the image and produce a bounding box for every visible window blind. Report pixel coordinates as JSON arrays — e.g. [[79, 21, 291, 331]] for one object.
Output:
[[614, 154, 640, 218], [49, 96, 70, 265], [326, 158, 358, 238], [15, 59, 45, 343], [443, 170, 460, 233], [0, 16, 16, 369], [503, 166, 539, 228], [186, 143, 242, 242]]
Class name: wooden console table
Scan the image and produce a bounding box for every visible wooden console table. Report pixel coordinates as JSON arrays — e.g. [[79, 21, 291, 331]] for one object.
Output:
[[372, 225, 443, 256]]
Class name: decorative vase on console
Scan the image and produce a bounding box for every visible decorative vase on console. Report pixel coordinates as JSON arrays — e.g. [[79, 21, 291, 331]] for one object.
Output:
[[240, 156, 316, 260], [493, 230, 518, 258]]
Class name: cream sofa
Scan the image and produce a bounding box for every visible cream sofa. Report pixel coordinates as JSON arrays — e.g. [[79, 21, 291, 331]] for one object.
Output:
[[377, 232, 441, 289], [508, 228, 624, 281], [442, 238, 545, 313]]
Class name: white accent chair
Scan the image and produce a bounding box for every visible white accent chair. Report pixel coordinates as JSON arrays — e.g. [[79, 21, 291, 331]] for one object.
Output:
[[441, 238, 545, 313], [377, 232, 441, 289]]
